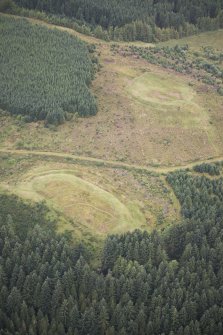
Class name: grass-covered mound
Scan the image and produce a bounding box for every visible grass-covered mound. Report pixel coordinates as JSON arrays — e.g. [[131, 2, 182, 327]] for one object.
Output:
[[7, 168, 147, 236], [125, 43, 223, 95], [0, 15, 97, 124]]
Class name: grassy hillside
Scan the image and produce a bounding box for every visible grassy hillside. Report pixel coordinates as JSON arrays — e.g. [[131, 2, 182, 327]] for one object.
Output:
[[1, 19, 223, 167], [11, 0, 223, 43], [0, 160, 223, 334], [0, 16, 223, 244], [0, 15, 97, 124], [159, 29, 223, 50], [0, 154, 180, 240], [1, 6, 223, 335]]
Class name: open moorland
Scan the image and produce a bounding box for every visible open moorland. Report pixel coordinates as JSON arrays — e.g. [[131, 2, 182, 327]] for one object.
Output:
[[1, 3, 223, 333], [1, 14, 223, 168], [0, 13, 223, 245], [159, 29, 223, 49], [0, 152, 181, 243]]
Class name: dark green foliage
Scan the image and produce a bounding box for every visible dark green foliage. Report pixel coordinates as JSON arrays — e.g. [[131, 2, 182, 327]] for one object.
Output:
[[12, 0, 223, 30], [0, 0, 15, 11], [9, 0, 223, 42], [6, 5, 111, 41], [166, 172, 223, 255], [0, 193, 54, 239], [1, 167, 223, 334], [218, 87, 223, 95], [193, 162, 221, 176], [0, 16, 97, 124]]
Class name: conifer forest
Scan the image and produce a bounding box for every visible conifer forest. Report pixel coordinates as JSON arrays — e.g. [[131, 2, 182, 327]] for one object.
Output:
[[0, 1, 223, 334]]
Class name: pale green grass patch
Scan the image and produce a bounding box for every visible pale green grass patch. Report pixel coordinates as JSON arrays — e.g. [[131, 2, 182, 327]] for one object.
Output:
[[159, 30, 223, 50], [128, 72, 193, 105], [127, 72, 211, 129], [10, 169, 146, 236]]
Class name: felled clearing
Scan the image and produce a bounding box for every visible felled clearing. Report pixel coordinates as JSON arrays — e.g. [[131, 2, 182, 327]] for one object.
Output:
[[8, 169, 145, 236]]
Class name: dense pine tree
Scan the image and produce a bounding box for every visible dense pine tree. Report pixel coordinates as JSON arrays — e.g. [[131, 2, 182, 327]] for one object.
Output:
[[0, 16, 97, 124], [1, 166, 223, 334], [7, 0, 223, 42]]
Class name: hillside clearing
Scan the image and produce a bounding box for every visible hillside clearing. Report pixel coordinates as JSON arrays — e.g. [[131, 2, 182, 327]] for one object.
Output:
[[0, 15, 223, 165], [12, 170, 144, 236], [0, 158, 181, 238], [127, 72, 211, 128], [159, 29, 223, 50]]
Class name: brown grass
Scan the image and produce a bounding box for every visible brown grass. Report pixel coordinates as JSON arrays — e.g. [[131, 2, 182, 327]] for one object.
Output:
[[1, 14, 223, 167], [0, 158, 180, 239]]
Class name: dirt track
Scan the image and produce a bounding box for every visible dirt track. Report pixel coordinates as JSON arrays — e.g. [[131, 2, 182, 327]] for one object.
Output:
[[0, 148, 222, 175]]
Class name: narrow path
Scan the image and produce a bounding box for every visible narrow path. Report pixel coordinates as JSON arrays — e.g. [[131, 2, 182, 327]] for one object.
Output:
[[0, 12, 101, 44], [1, 13, 223, 174], [0, 148, 222, 175], [0, 12, 155, 48]]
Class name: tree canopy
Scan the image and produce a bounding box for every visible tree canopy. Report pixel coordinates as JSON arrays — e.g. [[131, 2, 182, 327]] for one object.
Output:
[[0, 16, 97, 124], [0, 167, 223, 334]]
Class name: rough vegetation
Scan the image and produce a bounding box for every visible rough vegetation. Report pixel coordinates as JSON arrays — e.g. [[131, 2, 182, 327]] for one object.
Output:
[[115, 43, 223, 95], [0, 4, 223, 335], [0, 156, 179, 238], [2, 0, 223, 42], [1, 168, 223, 334], [193, 162, 222, 176], [1, 18, 223, 166]]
